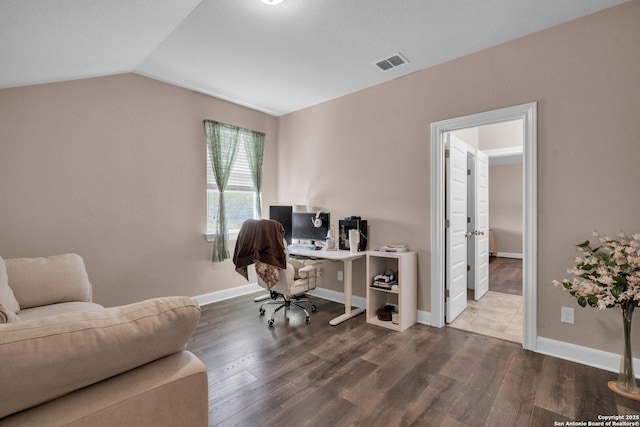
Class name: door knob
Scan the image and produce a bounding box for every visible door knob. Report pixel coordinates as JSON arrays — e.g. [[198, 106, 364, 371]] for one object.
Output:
[[465, 232, 474, 238], [474, 230, 485, 236]]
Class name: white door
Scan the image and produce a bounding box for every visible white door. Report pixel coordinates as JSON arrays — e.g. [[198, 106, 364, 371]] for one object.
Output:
[[446, 135, 468, 323], [474, 149, 490, 300]]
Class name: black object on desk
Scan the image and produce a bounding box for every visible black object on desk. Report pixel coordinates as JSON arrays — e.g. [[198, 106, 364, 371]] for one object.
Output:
[[338, 218, 368, 251]]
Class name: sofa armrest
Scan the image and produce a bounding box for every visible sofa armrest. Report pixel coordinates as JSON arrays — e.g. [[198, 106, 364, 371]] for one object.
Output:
[[0, 351, 208, 427], [0, 296, 201, 419], [4, 253, 92, 309]]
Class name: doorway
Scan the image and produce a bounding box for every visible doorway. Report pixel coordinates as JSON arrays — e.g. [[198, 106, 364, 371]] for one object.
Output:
[[443, 134, 490, 323], [430, 102, 537, 351], [446, 121, 524, 343]]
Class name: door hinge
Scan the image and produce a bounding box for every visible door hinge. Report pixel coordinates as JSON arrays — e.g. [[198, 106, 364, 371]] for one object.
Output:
[[445, 219, 450, 228], [445, 289, 450, 299], [445, 149, 450, 158], [467, 169, 471, 176], [467, 265, 471, 271], [467, 216, 471, 223]]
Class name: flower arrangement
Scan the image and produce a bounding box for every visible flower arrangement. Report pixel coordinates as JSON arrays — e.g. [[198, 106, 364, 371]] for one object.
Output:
[[553, 232, 640, 310], [553, 231, 640, 397]]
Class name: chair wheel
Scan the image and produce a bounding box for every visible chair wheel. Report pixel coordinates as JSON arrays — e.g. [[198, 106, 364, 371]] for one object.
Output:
[[268, 319, 274, 327], [259, 308, 265, 315], [311, 305, 317, 312]]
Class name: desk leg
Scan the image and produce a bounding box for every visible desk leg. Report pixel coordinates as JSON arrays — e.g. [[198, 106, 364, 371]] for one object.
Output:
[[329, 258, 365, 326]]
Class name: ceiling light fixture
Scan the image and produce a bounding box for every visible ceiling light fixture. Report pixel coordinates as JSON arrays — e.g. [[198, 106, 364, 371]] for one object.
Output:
[[261, 0, 284, 5]]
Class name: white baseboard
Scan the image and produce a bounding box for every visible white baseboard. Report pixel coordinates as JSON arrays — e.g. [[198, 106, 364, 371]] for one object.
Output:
[[496, 252, 523, 259], [194, 285, 368, 309], [417, 309, 431, 325], [537, 336, 640, 377], [194, 283, 263, 306]]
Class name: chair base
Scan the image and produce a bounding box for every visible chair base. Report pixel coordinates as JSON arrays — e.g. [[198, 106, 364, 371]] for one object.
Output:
[[259, 292, 317, 327]]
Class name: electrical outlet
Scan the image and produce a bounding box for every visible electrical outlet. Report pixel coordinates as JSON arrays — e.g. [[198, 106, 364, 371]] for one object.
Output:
[[337, 270, 343, 281], [561, 307, 575, 324]]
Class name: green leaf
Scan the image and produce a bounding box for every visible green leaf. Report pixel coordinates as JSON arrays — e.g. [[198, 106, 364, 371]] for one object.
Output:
[[577, 296, 587, 307], [612, 285, 623, 298], [587, 295, 599, 306], [577, 240, 590, 248], [614, 275, 628, 286]]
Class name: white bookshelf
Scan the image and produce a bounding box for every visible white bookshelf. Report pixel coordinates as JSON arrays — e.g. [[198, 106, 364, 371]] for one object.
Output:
[[366, 251, 417, 331]]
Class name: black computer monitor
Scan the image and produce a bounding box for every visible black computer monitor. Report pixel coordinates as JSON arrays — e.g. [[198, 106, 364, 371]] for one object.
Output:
[[269, 205, 293, 244], [292, 212, 330, 244]]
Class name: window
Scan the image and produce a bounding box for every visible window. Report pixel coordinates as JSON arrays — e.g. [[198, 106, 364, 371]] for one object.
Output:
[[204, 120, 265, 260], [206, 143, 256, 236]]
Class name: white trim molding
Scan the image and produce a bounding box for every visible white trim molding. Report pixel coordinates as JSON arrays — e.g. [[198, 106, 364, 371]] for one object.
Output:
[[417, 309, 431, 326], [537, 337, 640, 378], [496, 252, 523, 259], [430, 102, 538, 351], [484, 146, 523, 166], [194, 283, 263, 306], [195, 285, 367, 315]]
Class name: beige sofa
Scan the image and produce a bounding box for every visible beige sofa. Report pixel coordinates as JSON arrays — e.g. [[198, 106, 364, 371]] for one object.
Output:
[[0, 254, 209, 426]]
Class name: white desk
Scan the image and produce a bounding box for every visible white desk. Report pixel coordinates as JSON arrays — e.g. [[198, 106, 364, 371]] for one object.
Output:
[[288, 247, 365, 325]]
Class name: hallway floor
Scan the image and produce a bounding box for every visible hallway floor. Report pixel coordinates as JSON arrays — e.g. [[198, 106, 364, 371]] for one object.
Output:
[[449, 291, 522, 343], [448, 257, 523, 343]]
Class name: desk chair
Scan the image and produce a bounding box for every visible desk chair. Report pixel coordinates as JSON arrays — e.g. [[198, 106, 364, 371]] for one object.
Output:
[[257, 253, 322, 327], [234, 219, 322, 327]]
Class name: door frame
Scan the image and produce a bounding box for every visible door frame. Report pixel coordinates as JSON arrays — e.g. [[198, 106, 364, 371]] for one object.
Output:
[[430, 102, 537, 350]]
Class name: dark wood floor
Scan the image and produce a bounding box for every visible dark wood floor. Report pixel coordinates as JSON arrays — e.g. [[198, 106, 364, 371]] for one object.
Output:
[[188, 293, 640, 426], [490, 257, 522, 296]]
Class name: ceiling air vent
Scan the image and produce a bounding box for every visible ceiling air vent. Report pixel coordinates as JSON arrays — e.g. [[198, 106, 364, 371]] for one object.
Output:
[[374, 53, 408, 72]]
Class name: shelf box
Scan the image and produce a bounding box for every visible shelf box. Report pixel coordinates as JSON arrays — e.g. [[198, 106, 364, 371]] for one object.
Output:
[[366, 251, 417, 331]]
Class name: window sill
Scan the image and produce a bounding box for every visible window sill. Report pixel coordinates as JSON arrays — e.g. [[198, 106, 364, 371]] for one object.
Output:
[[204, 232, 239, 242]]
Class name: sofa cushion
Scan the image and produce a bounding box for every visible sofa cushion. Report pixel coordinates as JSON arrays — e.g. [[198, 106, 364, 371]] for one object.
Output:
[[0, 303, 19, 323], [0, 257, 20, 314], [0, 296, 201, 418], [4, 253, 92, 309], [16, 301, 104, 322]]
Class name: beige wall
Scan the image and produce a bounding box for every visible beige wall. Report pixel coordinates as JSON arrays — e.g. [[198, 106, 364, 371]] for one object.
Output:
[[0, 74, 278, 307], [489, 164, 523, 255], [483, 120, 524, 256], [278, 2, 640, 351]]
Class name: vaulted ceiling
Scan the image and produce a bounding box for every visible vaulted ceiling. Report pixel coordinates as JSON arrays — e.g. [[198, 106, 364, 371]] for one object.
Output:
[[0, 0, 628, 116]]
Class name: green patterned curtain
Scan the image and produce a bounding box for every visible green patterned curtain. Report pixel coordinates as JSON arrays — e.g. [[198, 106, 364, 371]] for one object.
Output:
[[204, 120, 240, 262], [243, 129, 265, 219]]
